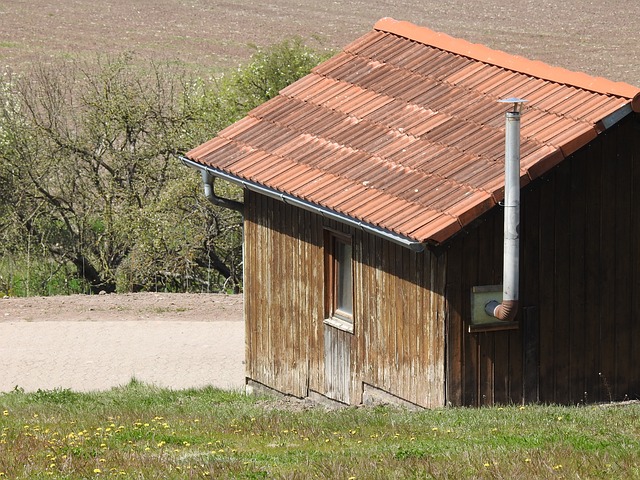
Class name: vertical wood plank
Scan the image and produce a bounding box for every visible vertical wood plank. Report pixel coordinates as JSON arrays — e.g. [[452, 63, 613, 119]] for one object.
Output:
[[584, 141, 602, 402], [478, 215, 497, 405], [521, 182, 541, 403], [462, 228, 479, 406], [433, 251, 447, 407], [445, 240, 463, 406], [568, 153, 587, 404], [537, 174, 556, 402], [630, 117, 640, 400], [614, 124, 632, 400], [599, 131, 617, 403], [553, 161, 571, 403]]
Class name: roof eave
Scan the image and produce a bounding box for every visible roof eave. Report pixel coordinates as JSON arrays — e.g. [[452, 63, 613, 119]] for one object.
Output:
[[180, 156, 427, 253]]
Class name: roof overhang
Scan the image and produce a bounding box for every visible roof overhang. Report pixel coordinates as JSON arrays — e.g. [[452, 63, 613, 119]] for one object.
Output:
[[180, 156, 427, 252]]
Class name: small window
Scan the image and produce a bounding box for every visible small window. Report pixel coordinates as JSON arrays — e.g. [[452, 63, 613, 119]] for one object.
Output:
[[325, 231, 353, 331]]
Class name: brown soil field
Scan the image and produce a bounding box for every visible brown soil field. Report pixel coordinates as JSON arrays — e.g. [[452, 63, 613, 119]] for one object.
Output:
[[0, 0, 638, 86]]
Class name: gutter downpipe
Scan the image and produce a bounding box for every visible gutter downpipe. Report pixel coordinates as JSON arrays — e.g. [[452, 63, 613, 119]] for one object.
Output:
[[200, 169, 244, 214], [485, 98, 527, 321], [179, 155, 426, 253]]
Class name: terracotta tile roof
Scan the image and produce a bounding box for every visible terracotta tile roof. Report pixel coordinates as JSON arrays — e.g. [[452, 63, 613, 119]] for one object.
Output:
[[186, 18, 640, 246]]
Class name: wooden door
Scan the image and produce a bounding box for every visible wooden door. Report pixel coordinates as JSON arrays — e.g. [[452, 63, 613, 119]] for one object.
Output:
[[324, 324, 351, 404]]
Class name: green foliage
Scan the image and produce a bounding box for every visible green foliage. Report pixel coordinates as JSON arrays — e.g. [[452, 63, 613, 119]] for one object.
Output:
[[0, 39, 325, 295], [0, 254, 88, 297], [1, 385, 640, 479], [222, 37, 332, 120]]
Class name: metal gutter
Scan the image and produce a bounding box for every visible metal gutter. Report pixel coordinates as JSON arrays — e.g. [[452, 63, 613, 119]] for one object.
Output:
[[179, 156, 426, 253]]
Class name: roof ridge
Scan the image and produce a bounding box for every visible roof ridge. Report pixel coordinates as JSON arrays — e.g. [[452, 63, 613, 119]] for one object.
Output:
[[374, 18, 640, 112]]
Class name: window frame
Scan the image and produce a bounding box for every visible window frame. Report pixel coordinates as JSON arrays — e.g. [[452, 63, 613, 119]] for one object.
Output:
[[324, 230, 354, 333]]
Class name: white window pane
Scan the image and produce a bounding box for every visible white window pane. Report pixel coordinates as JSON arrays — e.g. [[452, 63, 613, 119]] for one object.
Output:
[[336, 241, 352, 317]]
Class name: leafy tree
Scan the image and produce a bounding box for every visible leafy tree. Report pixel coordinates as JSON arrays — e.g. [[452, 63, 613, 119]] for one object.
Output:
[[0, 39, 329, 295]]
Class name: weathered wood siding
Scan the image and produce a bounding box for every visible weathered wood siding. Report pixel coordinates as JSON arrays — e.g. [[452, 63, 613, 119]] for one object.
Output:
[[354, 228, 446, 408], [243, 192, 324, 398], [446, 114, 640, 406], [244, 192, 447, 407]]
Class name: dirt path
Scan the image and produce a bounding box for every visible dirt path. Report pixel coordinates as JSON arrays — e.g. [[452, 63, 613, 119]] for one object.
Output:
[[0, 293, 245, 392]]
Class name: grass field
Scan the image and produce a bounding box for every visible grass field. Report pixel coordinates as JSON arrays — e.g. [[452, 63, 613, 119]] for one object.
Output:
[[1, 382, 640, 479]]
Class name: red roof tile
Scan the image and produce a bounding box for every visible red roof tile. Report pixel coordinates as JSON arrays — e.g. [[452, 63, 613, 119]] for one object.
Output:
[[186, 18, 640, 246]]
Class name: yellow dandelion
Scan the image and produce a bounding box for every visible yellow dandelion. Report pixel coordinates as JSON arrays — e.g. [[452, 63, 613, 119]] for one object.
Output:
[[553, 465, 563, 470], [524, 458, 531, 463], [93, 468, 101, 473], [2, 410, 8, 416]]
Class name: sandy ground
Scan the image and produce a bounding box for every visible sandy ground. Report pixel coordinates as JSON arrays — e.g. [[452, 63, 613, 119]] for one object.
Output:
[[0, 293, 245, 393]]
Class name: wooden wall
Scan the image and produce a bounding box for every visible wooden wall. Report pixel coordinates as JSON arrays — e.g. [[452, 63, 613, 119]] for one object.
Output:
[[243, 113, 640, 408], [244, 191, 447, 408], [243, 192, 324, 398], [445, 113, 640, 406], [354, 227, 446, 408]]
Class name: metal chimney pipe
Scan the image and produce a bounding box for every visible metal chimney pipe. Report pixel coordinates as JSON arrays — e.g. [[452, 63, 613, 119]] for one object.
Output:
[[485, 98, 526, 321]]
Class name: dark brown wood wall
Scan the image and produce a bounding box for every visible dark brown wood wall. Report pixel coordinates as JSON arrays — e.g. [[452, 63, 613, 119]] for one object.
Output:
[[244, 192, 447, 407], [445, 114, 640, 406]]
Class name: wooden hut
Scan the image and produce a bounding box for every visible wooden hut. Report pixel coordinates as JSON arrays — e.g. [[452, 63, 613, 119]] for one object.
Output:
[[182, 18, 640, 407]]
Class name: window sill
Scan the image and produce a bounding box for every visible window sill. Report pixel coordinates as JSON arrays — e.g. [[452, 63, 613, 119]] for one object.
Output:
[[324, 316, 354, 333], [468, 321, 519, 333]]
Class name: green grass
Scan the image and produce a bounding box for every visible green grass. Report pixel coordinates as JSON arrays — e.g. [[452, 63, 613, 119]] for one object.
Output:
[[1, 381, 640, 479], [0, 255, 88, 297]]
